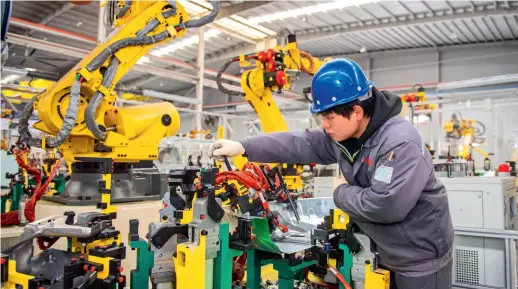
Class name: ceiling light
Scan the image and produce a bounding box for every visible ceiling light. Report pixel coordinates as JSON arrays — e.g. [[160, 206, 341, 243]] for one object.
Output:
[[137, 56, 151, 65], [178, 0, 274, 41], [160, 82, 164, 87], [226, 36, 232, 41], [360, 47, 367, 53], [151, 29, 221, 57], [76, 22, 83, 27], [302, 16, 307, 22], [249, 0, 378, 24], [26, 68, 36, 72], [449, 33, 458, 39]]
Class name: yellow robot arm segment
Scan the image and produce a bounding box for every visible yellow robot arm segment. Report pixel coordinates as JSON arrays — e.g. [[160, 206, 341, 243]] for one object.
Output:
[[216, 37, 330, 184], [19, 1, 219, 163]]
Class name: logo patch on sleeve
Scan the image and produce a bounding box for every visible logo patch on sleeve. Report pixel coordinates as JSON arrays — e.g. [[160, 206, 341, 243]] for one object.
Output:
[[374, 165, 394, 184]]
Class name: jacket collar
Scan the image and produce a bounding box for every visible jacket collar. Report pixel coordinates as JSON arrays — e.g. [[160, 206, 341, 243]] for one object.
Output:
[[363, 115, 401, 148]]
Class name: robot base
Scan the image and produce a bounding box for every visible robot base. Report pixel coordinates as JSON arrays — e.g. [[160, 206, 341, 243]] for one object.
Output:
[[43, 161, 167, 205]]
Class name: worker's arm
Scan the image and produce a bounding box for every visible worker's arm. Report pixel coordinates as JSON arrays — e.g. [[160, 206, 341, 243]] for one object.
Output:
[[333, 139, 432, 224], [239, 128, 337, 165]]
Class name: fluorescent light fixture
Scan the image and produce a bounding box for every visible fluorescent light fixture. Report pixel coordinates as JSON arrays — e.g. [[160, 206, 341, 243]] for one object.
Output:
[[249, 0, 379, 24], [471, 143, 480, 147], [26, 68, 36, 72], [151, 29, 221, 57], [137, 56, 151, 65], [178, 0, 275, 41], [218, 18, 267, 39], [1, 75, 21, 85]]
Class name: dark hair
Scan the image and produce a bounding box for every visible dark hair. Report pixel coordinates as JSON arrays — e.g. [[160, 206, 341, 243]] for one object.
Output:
[[320, 89, 375, 119]]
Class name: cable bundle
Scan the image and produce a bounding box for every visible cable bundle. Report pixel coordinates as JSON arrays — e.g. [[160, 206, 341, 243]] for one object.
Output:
[[215, 163, 277, 192]]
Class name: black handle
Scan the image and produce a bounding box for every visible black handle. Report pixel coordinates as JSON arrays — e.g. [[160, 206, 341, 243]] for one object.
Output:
[[223, 156, 233, 171]]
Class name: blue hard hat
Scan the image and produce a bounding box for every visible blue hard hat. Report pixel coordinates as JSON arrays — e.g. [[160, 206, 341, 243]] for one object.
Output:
[[309, 58, 374, 114]]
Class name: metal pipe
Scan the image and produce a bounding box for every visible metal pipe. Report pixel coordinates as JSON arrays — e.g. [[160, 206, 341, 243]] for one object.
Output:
[[97, 1, 106, 43], [141, 89, 202, 105], [437, 74, 518, 91], [194, 27, 205, 131], [505, 237, 511, 289], [454, 226, 518, 239]]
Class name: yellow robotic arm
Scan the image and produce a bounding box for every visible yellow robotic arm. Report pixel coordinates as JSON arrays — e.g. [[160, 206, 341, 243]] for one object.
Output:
[[216, 35, 330, 189], [18, 1, 219, 163], [217, 37, 329, 133]]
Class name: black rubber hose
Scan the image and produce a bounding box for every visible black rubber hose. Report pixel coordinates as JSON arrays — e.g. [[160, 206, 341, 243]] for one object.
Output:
[[85, 57, 120, 140], [18, 79, 81, 148], [18, 92, 45, 148], [184, 0, 219, 28], [86, 30, 169, 72], [216, 59, 244, 97]]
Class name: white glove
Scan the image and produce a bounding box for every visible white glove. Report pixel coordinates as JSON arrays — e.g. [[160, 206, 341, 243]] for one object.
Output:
[[208, 139, 246, 161], [333, 175, 348, 192]]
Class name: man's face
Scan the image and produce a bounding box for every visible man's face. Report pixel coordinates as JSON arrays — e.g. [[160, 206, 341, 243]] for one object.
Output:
[[321, 106, 363, 141]]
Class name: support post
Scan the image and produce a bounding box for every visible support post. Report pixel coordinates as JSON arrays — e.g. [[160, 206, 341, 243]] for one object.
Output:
[[366, 56, 371, 80], [246, 250, 262, 289], [194, 27, 205, 131], [97, 1, 106, 42]]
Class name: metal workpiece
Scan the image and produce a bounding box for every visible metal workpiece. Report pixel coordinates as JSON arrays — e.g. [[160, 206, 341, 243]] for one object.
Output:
[[6, 212, 113, 275], [189, 197, 222, 259], [271, 197, 336, 232], [23, 213, 109, 240]]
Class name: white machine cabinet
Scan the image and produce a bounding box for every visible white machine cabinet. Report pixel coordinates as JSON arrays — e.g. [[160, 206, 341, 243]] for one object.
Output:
[[440, 176, 517, 288]]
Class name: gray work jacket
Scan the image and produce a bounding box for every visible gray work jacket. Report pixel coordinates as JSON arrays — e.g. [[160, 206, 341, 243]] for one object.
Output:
[[241, 115, 454, 276]]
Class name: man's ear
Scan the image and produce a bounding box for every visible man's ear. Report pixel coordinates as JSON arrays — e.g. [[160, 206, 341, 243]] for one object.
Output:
[[353, 105, 364, 120]]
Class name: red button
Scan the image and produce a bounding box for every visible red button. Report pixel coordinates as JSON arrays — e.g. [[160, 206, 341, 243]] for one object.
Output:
[[83, 265, 89, 271], [119, 277, 125, 283], [200, 214, 205, 220], [90, 266, 96, 272], [1, 258, 6, 265], [120, 267, 124, 272]]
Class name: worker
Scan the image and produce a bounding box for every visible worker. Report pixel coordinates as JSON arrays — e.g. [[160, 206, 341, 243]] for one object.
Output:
[[209, 58, 453, 289]]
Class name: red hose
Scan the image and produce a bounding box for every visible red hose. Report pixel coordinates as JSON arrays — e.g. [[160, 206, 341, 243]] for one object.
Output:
[[329, 265, 352, 289], [25, 159, 61, 223], [1, 149, 61, 228]]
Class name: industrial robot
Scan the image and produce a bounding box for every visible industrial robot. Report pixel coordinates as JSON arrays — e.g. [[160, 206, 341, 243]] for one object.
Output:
[[16, 0, 220, 205], [216, 34, 332, 192]]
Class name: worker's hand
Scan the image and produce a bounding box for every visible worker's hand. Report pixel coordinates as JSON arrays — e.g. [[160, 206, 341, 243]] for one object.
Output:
[[209, 139, 245, 161], [332, 175, 348, 192]]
